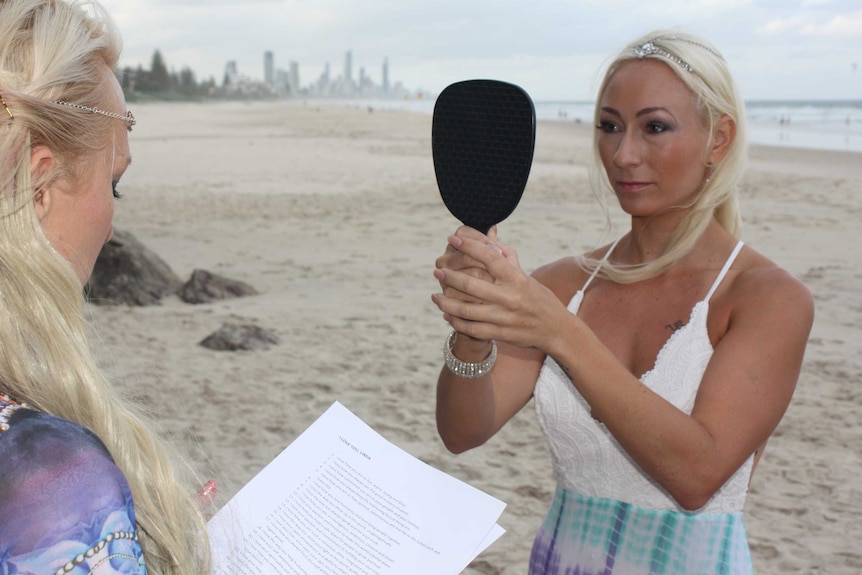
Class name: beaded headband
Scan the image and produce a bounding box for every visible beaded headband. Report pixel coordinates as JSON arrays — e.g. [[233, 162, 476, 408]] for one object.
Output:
[[0, 93, 135, 131], [51, 100, 136, 131], [633, 36, 723, 74]]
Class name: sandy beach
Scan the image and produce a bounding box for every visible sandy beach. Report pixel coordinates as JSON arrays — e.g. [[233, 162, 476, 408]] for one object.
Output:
[[88, 100, 861, 574]]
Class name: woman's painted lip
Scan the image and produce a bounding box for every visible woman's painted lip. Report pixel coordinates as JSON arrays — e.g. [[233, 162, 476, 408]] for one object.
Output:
[[616, 181, 651, 192]]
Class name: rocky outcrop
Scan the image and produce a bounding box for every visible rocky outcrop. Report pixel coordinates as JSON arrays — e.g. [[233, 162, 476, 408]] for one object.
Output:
[[88, 231, 276, 351]]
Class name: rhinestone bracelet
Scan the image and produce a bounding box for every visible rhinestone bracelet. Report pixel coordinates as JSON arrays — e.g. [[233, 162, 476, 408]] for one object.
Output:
[[443, 331, 497, 379]]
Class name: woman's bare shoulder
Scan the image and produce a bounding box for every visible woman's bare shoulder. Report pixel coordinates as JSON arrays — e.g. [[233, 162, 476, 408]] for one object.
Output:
[[728, 246, 814, 325], [531, 244, 612, 304]]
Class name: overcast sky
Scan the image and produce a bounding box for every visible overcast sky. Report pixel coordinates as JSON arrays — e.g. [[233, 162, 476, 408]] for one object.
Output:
[[98, 0, 862, 101]]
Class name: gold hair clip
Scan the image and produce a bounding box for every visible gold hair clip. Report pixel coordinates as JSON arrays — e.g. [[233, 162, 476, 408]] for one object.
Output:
[[50, 100, 135, 131], [0, 93, 13, 119]]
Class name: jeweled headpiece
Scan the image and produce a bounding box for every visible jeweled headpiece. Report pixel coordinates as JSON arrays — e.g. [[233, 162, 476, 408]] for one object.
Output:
[[633, 36, 723, 74], [50, 100, 136, 131], [0, 93, 135, 130]]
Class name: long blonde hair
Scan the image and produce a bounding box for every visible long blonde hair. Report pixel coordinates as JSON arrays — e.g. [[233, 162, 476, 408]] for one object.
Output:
[[583, 30, 748, 282], [0, 1, 210, 572]]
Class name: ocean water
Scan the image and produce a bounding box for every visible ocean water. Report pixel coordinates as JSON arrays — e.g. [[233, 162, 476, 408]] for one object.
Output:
[[745, 100, 862, 154], [340, 98, 862, 154], [538, 100, 862, 154]]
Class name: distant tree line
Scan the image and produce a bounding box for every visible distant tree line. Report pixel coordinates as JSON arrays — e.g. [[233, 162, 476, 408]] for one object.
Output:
[[119, 50, 218, 101]]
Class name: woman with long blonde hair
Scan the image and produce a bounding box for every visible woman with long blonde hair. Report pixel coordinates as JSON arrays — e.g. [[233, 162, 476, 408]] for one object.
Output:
[[0, 1, 210, 573], [433, 31, 814, 574]]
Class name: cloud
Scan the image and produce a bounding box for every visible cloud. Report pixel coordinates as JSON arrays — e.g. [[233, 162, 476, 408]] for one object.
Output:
[[760, 10, 862, 38], [801, 10, 862, 36], [761, 16, 807, 35]]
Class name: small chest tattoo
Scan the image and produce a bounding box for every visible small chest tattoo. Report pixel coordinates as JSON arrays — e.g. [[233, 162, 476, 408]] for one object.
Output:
[[665, 320, 685, 332]]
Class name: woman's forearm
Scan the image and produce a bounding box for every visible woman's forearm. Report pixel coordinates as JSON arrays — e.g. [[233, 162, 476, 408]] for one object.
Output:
[[435, 335, 498, 453]]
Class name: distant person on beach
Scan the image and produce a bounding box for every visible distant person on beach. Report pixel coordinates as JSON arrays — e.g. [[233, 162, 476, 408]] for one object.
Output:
[[0, 1, 211, 573], [432, 30, 813, 574]]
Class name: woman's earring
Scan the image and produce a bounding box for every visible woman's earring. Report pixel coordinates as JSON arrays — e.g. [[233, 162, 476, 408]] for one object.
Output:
[[704, 162, 714, 187]]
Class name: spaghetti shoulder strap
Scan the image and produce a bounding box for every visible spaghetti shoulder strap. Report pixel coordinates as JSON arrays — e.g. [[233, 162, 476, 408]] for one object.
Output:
[[582, 236, 622, 293], [705, 240, 745, 302]]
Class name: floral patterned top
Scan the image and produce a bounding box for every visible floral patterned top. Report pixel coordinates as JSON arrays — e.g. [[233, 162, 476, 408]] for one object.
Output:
[[0, 395, 147, 574]]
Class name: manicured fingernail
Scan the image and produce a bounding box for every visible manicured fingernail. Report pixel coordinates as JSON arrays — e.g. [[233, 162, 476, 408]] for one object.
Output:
[[197, 480, 217, 510], [487, 242, 503, 254], [448, 235, 463, 247], [198, 480, 217, 498]]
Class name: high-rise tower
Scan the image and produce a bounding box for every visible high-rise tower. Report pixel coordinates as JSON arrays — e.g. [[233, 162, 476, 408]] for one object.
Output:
[[343, 50, 353, 95], [289, 61, 300, 94], [224, 60, 238, 88], [344, 50, 353, 82], [264, 51, 274, 85]]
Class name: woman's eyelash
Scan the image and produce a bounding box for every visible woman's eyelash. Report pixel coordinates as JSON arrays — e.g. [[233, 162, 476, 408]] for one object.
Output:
[[595, 119, 671, 134], [596, 120, 620, 133], [112, 180, 123, 200], [647, 121, 670, 133]]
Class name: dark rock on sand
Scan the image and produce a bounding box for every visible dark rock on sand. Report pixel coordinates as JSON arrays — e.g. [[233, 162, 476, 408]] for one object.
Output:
[[199, 323, 279, 351], [86, 229, 181, 306], [178, 269, 259, 304]]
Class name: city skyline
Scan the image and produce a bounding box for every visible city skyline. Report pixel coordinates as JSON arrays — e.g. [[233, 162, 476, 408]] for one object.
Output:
[[219, 49, 414, 99]]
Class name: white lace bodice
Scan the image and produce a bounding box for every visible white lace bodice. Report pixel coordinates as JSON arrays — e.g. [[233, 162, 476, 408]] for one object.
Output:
[[534, 241, 753, 514]]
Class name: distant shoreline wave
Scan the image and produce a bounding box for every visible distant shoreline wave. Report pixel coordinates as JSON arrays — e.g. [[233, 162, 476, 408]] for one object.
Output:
[[329, 98, 862, 154]]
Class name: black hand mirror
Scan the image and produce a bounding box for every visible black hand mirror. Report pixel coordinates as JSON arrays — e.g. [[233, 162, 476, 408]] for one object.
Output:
[[432, 79, 536, 234]]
